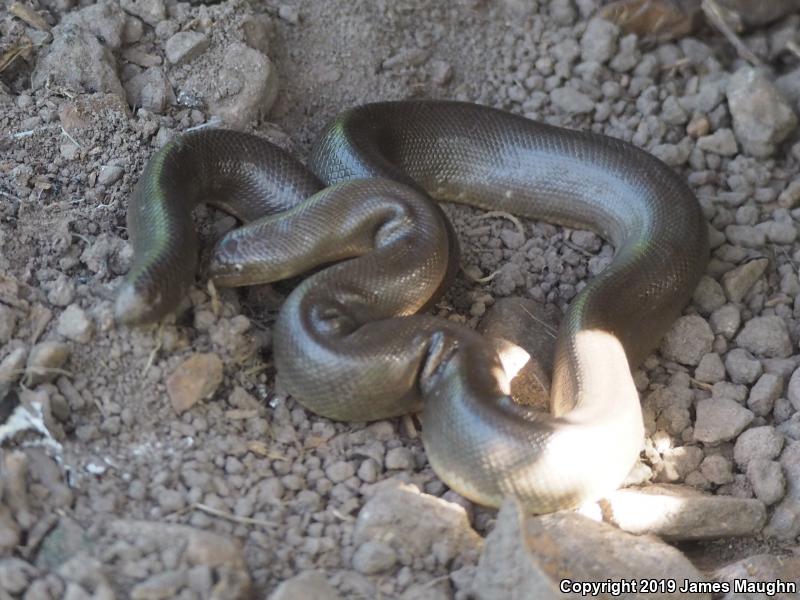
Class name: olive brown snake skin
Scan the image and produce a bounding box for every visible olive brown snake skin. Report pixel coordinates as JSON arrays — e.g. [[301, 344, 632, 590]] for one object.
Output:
[[116, 101, 709, 513]]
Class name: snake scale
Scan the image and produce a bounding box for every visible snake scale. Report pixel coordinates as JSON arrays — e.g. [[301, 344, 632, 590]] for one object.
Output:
[[115, 101, 709, 513]]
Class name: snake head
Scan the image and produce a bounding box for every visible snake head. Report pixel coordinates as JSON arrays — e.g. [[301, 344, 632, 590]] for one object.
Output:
[[207, 236, 251, 287]]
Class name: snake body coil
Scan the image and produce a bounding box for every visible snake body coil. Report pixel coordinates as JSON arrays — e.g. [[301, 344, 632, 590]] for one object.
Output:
[[116, 101, 709, 513]]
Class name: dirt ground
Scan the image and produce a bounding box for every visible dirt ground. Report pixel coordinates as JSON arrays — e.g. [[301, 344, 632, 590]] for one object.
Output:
[[2, 0, 800, 598]]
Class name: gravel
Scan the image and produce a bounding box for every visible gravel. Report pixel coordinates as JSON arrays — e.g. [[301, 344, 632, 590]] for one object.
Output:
[[734, 316, 793, 358], [3, 0, 800, 594], [727, 66, 798, 157], [694, 397, 754, 443], [660, 315, 714, 366]]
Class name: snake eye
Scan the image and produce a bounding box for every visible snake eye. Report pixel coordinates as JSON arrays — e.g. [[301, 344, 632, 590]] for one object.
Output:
[[221, 237, 239, 255]]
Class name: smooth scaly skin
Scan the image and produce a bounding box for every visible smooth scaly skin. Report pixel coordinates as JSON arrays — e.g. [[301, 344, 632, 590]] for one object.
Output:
[[117, 101, 709, 513]]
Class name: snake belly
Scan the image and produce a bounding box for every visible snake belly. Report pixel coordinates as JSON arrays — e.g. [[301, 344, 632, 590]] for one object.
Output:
[[117, 101, 709, 513]]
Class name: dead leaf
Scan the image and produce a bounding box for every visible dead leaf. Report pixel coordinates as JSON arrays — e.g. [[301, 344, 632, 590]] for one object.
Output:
[[599, 0, 703, 42], [9, 2, 51, 31], [0, 41, 33, 74]]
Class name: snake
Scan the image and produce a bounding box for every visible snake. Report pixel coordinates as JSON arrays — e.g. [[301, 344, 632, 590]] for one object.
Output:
[[115, 101, 709, 513]]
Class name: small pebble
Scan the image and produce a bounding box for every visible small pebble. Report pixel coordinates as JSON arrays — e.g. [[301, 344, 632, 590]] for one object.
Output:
[[25, 341, 70, 386], [721, 258, 768, 303], [660, 315, 713, 366], [385, 447, 415, 470], [166, 353, 224, 414], [694, 397, 754, 444], [165, 31, 210, 65], [352, 541, 398, 575], [56, 304, 94, 343], [724, 348, 762, 385]]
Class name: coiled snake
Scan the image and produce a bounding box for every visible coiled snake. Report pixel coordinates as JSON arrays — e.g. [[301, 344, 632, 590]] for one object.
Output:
[[115, 101, 708, 513]]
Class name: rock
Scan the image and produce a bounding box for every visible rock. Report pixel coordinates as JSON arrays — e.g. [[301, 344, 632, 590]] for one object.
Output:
[[656, 446, 703, 482], [721, 259, 768, 303], [32, 25, 124, 98], [786, 366, 800, 411], [776, 64, 800, 101], [123, 16, 145, 44], [747, 373, 783, 417], [609, 33, 640, 72], [0, 558, 38, 594], [56, 304, 94, 343], [401, 580, 453, 600], [714, 554, 800, 600], [384, 447, 415, 470], [725, 224, 765, 248], [166, 353, 224, 414], [241, 14, 273, 55], [97, 165, 125, 186], [550, 0, 577, 25], [61, 0, 127, 49], [204, 43, 278, 129], [43, 294, 74, 332], [710, 304, 741, 338], [763, 497, 800, 539], [0, 345, 28, 399], [727, 67, 798, 157], [430, 60, 453, 86], [779, 440, 800, 498], [763, 357, 797, 379], [692, 276, 726, 315], [130, 570, 185, 600], [25, 341, 70, 386], [324, 460, 355, 483], [277, 4, 300, 24], [498, 229, 524, 250], [549, 87, 594, 114], [382, 48, 430, 70], [474, 498, 710, 600], [471, 500, 564, 600], [696, 128, 738, 156], [268, 571, 342, 600], [61, 142, 80, 161], [580, 17, 619, 64], [0, 305, 17, 343], [724, 348, 762, 384], [746, 459, 786, 506], [716, 0, 800, 27], [165, 31, 210, 65], [734, 316, 792, 358], [602, 484, 766, 540], [650, 141, 691, 166], [733, 426, 784, 468], [352, 541, 397, 575], [0, 507, 20, 554], [124, 67, 172, 113], [353, 483, 482, 566], [120, 0, 166, 26], [107, 520, 251, 598], [59, 93, 131, 135], [660, 315, 713, 366], [778, 414, 800, 440], [700, 454, 734, 485], [694, 397, 754, 443], [758, 220, 798, 244], [81, 233, 127, 272], [779, 178, 800, 209], [695, 353, 725, 384], [661, 95, 688, 125], [687, 114, 710, 137]]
